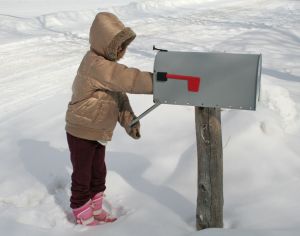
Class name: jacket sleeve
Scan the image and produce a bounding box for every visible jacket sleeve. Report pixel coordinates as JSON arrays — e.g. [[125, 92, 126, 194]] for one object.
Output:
[[89, 58, 153, 94], [118, 92, 135, 129]]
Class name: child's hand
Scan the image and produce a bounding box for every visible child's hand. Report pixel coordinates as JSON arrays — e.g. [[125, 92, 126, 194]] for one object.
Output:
[[126, 121, 141, 139]]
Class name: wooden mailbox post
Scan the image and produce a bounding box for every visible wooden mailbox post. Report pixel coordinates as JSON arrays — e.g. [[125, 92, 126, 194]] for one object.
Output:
[[195, 107, 223, 229], [130, 48, 262, 230]]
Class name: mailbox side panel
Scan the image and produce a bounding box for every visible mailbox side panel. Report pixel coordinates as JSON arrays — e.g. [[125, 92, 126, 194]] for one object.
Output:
[[153, 51, 261, 110]]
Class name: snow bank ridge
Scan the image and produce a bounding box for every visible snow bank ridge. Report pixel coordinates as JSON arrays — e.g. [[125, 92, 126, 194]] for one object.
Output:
[[37, 10, 96, 29], [0, 10, 96, 35], [122, 0, 281, 12], [129, 0, 212, 9], [0, 15, 40, 34]]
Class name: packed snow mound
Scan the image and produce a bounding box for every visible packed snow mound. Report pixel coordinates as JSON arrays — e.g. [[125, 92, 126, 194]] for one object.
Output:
[[37, 10, 97, 30], [261, 78, 298, 131]]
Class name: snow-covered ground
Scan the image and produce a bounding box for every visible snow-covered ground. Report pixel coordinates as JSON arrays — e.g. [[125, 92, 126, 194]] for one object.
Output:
[[0, 0, 299, 235]]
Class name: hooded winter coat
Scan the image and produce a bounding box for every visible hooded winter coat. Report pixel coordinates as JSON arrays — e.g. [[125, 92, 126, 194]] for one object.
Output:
[[65, 12, 153, 141]]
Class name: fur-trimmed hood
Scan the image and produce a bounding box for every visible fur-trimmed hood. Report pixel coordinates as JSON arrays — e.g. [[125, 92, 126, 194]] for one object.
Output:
[[89, 12, 136, 61]]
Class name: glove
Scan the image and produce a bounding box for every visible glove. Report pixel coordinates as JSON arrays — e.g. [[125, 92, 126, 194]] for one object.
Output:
[[126, 120, 141, 139]]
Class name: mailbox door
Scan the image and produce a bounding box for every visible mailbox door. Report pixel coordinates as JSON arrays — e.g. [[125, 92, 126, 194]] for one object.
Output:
[[153, 51, 262, 110]]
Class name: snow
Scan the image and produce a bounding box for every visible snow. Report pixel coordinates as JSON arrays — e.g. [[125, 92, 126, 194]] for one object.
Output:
[[0, 0, 299, 235]]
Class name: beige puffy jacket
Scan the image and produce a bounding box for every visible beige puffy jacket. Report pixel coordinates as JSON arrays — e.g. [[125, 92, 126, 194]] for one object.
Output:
[[65, 12, 153, 141]]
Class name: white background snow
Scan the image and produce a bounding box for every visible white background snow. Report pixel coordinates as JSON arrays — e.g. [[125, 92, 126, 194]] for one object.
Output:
[[0, 0, 299, 235]]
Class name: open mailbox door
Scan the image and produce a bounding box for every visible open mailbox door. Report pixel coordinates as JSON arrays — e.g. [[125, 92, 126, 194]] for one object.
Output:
[[130, 48, 262, 127]]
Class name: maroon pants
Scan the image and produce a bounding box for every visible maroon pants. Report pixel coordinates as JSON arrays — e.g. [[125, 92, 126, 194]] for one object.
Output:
[[67, 132, 106, 209]]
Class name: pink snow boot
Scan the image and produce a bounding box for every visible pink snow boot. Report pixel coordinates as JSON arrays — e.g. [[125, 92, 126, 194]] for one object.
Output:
[[72, 200, 98, 226], [92, 192, 117, 223]]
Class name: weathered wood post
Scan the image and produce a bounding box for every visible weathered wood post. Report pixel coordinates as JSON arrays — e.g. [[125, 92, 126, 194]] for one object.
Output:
[[195, 107, 223, 230]]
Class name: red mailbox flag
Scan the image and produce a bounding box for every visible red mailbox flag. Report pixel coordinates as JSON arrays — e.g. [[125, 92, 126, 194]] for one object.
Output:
[[157, 72, 201, 93], [166, 74, 200, 92]]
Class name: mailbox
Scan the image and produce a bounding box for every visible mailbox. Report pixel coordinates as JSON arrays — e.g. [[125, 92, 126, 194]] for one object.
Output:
[[154, 51, 261, 110], [130, 48, 262, 127]]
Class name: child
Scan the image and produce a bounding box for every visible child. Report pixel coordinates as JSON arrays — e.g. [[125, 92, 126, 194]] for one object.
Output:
[[65, 12, 153, 226]]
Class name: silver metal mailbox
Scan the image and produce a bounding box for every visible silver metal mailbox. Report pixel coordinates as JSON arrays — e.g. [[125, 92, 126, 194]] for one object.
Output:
[[130, 49, 262, 127], [153, 51, 262, 110]]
